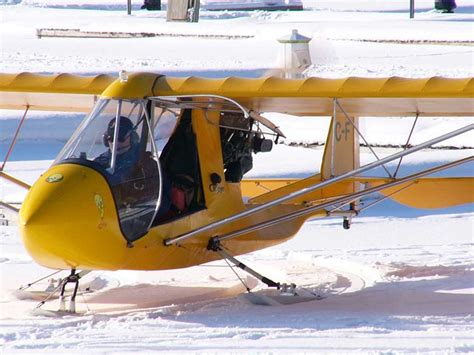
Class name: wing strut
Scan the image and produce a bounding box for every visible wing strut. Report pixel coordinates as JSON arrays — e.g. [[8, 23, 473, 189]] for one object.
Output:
[[0, 106, 31, 214], [1, 106, 29, 171], [393, 113, 419, 178], [164, 123, 473, 246], [335, 99, 393, 178]]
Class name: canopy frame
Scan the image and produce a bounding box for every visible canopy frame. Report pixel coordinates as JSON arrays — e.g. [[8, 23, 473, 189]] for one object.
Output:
[[150, 94, 286, 138]]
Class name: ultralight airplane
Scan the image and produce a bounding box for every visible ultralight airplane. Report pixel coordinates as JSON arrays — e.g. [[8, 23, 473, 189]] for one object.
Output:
[[0, 71, 473, 311]]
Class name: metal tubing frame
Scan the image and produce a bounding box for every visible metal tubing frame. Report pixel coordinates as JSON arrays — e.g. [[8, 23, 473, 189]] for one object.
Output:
[[150, 95, 285, 138], [151, 95, 251, 118], [0, 107, 32, 212], [327, 180, 416, 214], [164, 123, 473, 246], [142, 101, 165, 232], [330, 98, 337, 177], [36, 269, 91, 310], [0, 171, 31, 189], [394, 113, 419, 178], [214, 155, 474, 243], [215, 247, 280, 289], [54, 98, 108, 166], [356, 182, 416, 213], [1, 106, 29, 171], [109, 100, 122, 173], [335, 99, 393, 178], [326, 210, 358, 218], [0, 200, 20, 213]]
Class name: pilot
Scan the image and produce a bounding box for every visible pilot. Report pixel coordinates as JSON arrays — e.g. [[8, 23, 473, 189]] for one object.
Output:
[[95, 116, 171, 221], [95, 116, 139, 182]]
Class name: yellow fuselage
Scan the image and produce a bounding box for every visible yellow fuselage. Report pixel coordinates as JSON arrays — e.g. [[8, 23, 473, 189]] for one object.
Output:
[[19, 162, 313, 271], [19, 107, 314, 271]]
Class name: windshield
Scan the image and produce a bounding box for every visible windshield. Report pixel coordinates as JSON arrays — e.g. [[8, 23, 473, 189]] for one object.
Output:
[[55, 99, 162, 243]]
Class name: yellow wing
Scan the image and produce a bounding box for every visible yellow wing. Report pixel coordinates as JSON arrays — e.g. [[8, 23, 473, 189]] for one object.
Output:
[[0, 72, 115, 111], [154, 75, 474, 116], [1, 72, 473, 116]]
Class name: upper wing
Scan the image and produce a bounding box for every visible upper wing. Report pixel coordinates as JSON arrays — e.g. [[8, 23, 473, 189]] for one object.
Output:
[[1, 72, 473, 116], [0, 72, 115, 112], [155, 76, 474, 117]]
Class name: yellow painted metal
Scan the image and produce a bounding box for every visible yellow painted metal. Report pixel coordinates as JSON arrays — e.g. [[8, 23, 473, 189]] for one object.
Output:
[[0, 72, 115, 112], [242, 176, 474, 209], [0, 72, 115, 94], [153, 75, 474, 116], [100, 72, 161, 100], [19, 164, 127, 270], [321, 115, 360, 180], [366, 177, 474, 209], [1, 72, 473, 116], [244, 175, 361, 206], [154, 76, 474, 98], [241, 179, 298, 199]]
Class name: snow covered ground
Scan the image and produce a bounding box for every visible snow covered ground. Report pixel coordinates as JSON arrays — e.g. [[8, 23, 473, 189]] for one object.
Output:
[[1, 0, 473, 353]]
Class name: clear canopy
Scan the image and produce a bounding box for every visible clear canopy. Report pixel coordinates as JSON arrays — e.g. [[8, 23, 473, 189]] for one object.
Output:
[[55, 99, 179, 242]]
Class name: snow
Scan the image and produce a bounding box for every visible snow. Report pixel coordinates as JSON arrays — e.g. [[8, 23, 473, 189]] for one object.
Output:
[[1, 0, 473, 353]]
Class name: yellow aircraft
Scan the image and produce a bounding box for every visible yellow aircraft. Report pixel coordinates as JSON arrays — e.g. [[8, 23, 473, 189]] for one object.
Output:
[[0, 72, 473, 310]]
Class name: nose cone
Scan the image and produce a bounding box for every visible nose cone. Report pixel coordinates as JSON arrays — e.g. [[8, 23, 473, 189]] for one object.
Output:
[[19, 164, 126, 270]]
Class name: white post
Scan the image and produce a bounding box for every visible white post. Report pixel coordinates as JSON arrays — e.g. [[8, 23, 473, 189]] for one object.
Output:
[[277, 30, 312, 79]]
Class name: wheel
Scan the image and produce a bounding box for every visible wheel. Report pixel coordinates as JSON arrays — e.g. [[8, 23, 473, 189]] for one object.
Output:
[[343, 218, 351, 230]]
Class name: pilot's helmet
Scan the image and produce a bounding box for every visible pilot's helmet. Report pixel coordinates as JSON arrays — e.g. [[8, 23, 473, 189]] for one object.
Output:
[[103, 116, 134, 146]]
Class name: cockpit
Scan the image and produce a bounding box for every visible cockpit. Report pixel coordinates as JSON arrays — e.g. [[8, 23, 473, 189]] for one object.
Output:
[[54, 96, 282, 244], [54, 98, 176, 243]]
